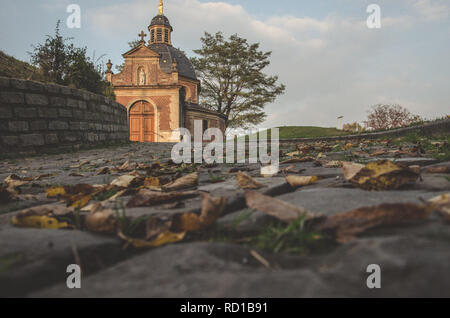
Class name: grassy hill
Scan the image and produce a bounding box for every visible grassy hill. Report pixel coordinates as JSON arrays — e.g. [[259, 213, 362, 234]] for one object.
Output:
[[0, 50, 40, 80], [235, 126, 349, 141], [277, 126, 349, 139]]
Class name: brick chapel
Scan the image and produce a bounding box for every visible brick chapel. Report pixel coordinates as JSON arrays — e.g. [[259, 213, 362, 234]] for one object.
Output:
[[106, 0, 226, 143]]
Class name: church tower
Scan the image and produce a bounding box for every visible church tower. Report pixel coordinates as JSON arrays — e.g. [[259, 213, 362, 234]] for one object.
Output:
[[106, 0, 225, 143]]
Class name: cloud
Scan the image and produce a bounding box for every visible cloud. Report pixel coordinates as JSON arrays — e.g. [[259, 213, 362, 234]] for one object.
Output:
[[413, 0, 449, 21], [87, 0, 450, 128]]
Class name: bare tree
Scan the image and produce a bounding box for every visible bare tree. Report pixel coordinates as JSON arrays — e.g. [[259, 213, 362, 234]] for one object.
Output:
[[364, 104, 421, 130]]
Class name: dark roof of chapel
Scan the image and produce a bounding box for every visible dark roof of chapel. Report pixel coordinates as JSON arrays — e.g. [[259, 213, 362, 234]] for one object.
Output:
[[148, 43, 197, 81], [150, 14, 172, 30]]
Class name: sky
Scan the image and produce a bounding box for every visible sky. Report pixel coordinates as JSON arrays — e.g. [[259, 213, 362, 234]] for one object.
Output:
[[0, 0, 449, 129]]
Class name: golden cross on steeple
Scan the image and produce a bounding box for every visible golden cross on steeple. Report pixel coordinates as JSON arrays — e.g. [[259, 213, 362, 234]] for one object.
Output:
[[138, 30, 147, 42], [158, 0, 164, 15]]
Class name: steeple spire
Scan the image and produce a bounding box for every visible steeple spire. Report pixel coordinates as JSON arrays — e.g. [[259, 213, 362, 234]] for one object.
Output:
[[158, 0, 164, 15]]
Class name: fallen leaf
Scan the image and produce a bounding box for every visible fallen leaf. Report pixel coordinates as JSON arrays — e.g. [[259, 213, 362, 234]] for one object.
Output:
[[118, 231, 186, 248], [280, 157, 315, 164], [162, 172, 198, 191], [119, 160, 137, 171], [11, 204, 74, 229], [286, 175, 319, 188], [4, 174, 29, 189], [97, 167, 111, 175], [314, 203, 432, 243], [342, 162, 365, 180], [245, 191, 316, 223], [425, 166, 450, 174], [428, 193, 450, 222], [171, 193, 227, 232], [127, 189, 199, 207], [237, 171, 265, 189], [110, 175, 140, 188], [144, 177, 161, 189], [343, 143, 354, 150], [85, 209, 117, 233], [69, 172, 85, 177], [349, 160, 420, 191]]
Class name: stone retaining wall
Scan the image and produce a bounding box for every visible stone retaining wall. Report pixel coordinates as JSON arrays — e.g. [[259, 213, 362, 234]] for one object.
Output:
[[0, 77, 129, 157]]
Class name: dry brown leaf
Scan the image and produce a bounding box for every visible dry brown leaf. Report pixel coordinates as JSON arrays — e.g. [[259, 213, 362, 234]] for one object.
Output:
[[97, 167, 111, 175], [110, 175, 140, 188], [171, 193, 227, 232], [280, 157, 315, 164], [245, 191, 316, 223], [342, 162, 365, 180], [237, 171, 265, 189], [85, 209, 117, 233], [69, 172, 85, 177], [349, 160, 420, 191], [4, 174, 29, 189], [119, 160, 137, 171], [428, 193, 450, 222], [162, 172, 198, 192], [127, 189, 199, 207], [286, 175, 319, 188], [314, 203, 431, 243], [370, 149, 388, 157], [425, 166, 450, 174], [144, 177, 161, 189]]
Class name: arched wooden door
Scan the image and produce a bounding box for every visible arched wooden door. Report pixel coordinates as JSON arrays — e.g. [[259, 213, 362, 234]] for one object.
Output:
[[129, 100, 155, 142]]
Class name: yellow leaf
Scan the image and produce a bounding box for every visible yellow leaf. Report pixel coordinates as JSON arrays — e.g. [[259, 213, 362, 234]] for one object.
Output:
[[46, 186, 66, 198], [286, 175, 319, 188], [350, 160, 419, 191], [12, 215, 70, 229], [71, 194, 92, 208], [118, 231, 186, 248]]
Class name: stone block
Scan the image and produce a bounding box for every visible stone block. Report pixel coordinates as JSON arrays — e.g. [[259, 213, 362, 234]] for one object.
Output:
[[26, 81, 45, 92], [30, 121, 47, 131], [0, 92, 24, 104], [58, 108, 72, 118], [25, 94, 48, 106], [48, 121, 69, 130], [0, 106, 12, 118], [10, 79, 27, 90], [1, 136, 20, 146], [14, 107, 38, 118], [0, 77, 10, 88], [46, 83, 61, 94], [20, 134, 45, 147], [50, 96, 66, 107], [67, 98, 78, 108], [38, 107, 58, 118], [8, 121, 29, 132], [45, 134, 59, 144]]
